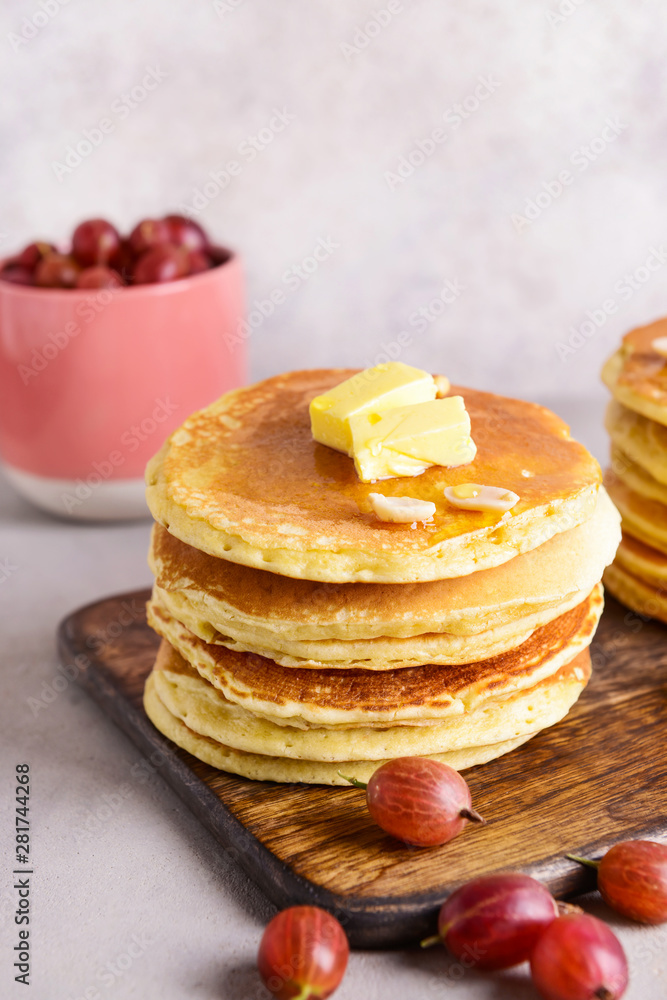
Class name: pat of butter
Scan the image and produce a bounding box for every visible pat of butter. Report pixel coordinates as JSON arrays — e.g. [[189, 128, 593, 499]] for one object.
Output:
[[652, 337, 667, 358], [310, 362, 436, 455], [444, 483, 519, 512], [349, 396, 476, 483]]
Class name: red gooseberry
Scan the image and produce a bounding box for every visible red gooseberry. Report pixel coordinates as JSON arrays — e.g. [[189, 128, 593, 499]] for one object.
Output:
[[530, 913, 628, 1000], [71, 218, 121, 267], [569, 840, 667, 924], [340, 756, 484, 847], [258, 906, 349, 1000], [430, 873, 558, 970]]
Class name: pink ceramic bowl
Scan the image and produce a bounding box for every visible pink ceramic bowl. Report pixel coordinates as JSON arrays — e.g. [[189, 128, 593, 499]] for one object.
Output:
[[0, 249, 245, 519]]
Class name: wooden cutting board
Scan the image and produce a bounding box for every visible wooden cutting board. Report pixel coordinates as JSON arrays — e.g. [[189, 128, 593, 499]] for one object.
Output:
[[58, 589, 667, 948]]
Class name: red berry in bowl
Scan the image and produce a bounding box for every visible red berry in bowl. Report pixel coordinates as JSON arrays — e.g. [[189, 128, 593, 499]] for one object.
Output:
[[34, 253, 81, 288], [0, 264, 34, 285], [76, 266, 124, 289], [133, 244, 190, 284], [15, 241, 56, 271], [164, 214, 209, 252], [72, 219, 121, 267], [530, 913, 628, 1000], [340, 757, 484, 847], [109, 239, 136, 283], [187, 250, 211, 275], [128, 217, 171, 256], [432, 873, 558, 970], [258, 906, 349, 1000]]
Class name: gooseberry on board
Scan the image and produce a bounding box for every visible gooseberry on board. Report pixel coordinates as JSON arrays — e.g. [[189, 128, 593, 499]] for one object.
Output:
[[340, 757, 484, 847]]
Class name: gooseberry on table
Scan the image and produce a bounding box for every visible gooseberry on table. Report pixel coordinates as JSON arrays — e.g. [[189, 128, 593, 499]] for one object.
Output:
[[425, 872, 559, 971], [258, 906, 349, 1000], [568, 840, 667, 924]]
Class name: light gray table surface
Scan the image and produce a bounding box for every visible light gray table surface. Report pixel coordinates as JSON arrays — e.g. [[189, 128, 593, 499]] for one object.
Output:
[[1, 396, 665, 1000]]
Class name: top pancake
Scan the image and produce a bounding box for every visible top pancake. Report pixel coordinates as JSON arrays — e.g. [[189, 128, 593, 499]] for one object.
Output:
[[146, 369, 601, 583], [602, 319, 667, 426], [148, 487, 619, 643]]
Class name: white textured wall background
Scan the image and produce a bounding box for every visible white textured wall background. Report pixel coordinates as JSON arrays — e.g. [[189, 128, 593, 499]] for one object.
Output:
[[3, 0, 667, 401]]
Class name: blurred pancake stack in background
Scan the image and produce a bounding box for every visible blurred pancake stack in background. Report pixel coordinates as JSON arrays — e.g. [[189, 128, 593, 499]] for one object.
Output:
[[603, 320, 667, 622], [142, 368, 620, 785]]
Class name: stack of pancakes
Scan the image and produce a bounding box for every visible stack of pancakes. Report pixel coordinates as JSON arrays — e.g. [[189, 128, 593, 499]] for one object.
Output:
[[142, 369, 620, 785], [603, 319, 667, 621]]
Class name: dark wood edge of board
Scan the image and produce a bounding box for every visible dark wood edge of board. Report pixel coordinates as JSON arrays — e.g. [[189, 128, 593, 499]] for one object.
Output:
[[56, 588, 661, 949]]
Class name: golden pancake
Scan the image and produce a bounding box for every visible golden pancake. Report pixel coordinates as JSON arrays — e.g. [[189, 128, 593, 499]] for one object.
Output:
[[145, 369, 601, 583], [615, 531, 667, 588], [605, 400, 667, 486], [603, 562, 667, 624], [604, 470, 667, 556], [143, 674, 533, 784], [150, 640, 591, 762], [151, 581, 564, 669], [602, 319, 667, 426], [610, 446, 667, 506], [146, 586, 603, 727], [147, 489, 619, 670]]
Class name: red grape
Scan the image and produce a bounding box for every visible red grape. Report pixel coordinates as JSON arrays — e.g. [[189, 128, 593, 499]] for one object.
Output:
[[128, 217, 171, 256], [342, 757, 484, 847], [72, 219, 121, 267], [109, 239, 136, 283], [0, 264, 34, 285], [530, 913, 628, 1000], [133, 245, 189, 284], [34, 253, 81, 288], [15, 241, 56, 271], [597, 840, 667, 924], [258, 906, 349, 1000], [434, 873, 558, 970], [76, 266, 124, 289], [187, 250, 211, 275], [164, 213, 209, 252]]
